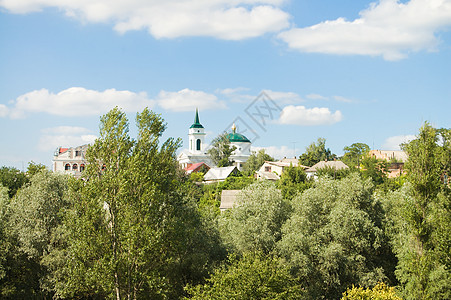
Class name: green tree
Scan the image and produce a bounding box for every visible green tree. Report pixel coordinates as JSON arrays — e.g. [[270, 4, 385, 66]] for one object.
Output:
[[57, 108, 222, 299], [385, 123, 451, 299], [219, 181, 291, 254], [208, 133, 236, 167], [342, 143, 370, 169], [277, 173, 396, 299], [185, 251, 304, 300], [241, 149, 274, 176], [299, 138, 336, 167], [277, 166, 311, 200], [0, 166, 28, 198], [26, 161, 47, 177], [315, 165, 351, 180], [0, 171, 69, 298], [360, 156, 389, 186]]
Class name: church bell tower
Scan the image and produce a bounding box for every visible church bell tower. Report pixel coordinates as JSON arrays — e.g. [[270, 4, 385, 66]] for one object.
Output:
[[188, 108, 205, 154]]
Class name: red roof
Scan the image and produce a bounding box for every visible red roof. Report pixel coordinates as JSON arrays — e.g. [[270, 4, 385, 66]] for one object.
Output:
[[59, 148, 68, 154], [184, 162, 209, 172]]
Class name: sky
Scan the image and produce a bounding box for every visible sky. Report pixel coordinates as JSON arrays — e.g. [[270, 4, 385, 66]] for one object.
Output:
[[1, 0, 450, 170]]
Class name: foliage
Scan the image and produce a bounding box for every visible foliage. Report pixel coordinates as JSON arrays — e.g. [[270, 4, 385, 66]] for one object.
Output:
[[56, 108, 223, 299], [241, 149, 274, 176], [208, 132, 236, 167], [360, 156, 389, 186], [0, 166, 28, 198], [219, 181, 291, 254], [299, 137, 336, 167], [341, 282, 402, 300], [315, 165, 351, 180], [0, 171, 69, 298], [342, 143, 370, 169], [185, 251, 304, 300], [383, 123, 451, 300], [277, 166, 311, 200], [277, 173, 396, 299], [26, 161, 48, 177]]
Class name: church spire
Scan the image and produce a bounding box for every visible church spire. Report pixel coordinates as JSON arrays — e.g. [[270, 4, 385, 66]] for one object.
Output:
[[190, 108, 204, 129]]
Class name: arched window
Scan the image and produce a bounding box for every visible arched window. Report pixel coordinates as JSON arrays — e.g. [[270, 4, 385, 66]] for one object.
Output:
[[72, 164, 78, 171], [196, 139, 201, 151], [80, 164, 85, 172], [64, 163, 70, 171]]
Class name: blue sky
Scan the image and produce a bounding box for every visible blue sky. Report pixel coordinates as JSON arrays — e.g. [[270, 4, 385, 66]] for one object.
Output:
[[1, 0, 450, 169]]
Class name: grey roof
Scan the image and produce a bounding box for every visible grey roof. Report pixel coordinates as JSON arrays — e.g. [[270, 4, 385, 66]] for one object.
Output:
[[220, 190, 241, 211], [203, 166, 237, 181], [256, 170, 280, 181], [306, 160, 349, 172]]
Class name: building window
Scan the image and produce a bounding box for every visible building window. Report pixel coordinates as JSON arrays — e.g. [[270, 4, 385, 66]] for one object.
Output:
[[65, 163, 70, 171], [72, 164, 78, 171], [265, 166, 271, 172], [75, 150, 81, 156], [196, 139, 201, 151], [80, 164, 85, 172]]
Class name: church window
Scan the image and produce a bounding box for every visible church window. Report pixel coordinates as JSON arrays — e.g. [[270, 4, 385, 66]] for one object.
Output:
[[196, 139, 201, 151], [72, 164, 78, 171], [65, 163, 70, 171]]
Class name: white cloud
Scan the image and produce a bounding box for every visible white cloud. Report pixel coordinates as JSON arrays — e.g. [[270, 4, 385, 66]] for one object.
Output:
[[382, 134, 416, 150], [278, 0, 451, 60], [279, 105, 342, 126], [333, 95, 354, 103], [0, 0, 290, 40], [156, 88, 227, 112], [38, 126, 97, 152], [251, 145, 295, 160], [0, 104, 9, 117], [306, 93, 329, 101], [6, 87, 154, 118], [262, 89, 304, 104]]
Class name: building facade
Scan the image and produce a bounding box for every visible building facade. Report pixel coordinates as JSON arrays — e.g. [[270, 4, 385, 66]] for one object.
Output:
[[52, 144, 89, 177]]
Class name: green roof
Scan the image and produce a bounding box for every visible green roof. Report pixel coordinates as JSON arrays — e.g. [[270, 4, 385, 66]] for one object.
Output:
[[190, 108, 204, 129], [227, 132, 251, 143]]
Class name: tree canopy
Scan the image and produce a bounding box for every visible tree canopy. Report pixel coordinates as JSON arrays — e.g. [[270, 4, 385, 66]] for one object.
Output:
[[208, 132, 236, 167], [299, 138, 336, 167]]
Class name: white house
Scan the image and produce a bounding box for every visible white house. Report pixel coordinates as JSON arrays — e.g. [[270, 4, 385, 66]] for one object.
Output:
[[203, 166, 239, 183], [305, 160, 349, 179], [53, 144, 89, 177], [257, 158, 308, 179]]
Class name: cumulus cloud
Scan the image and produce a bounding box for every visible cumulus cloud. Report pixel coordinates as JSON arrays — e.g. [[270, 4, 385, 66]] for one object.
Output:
[[0, 0, 290, 40], [0, 104, 9, 117], [278, 0, 451, 60], [279, 105, 342, 126], [156, 88, 227, 112], [6, 87, 154, 119], [252, 145, 295, 160], [38, 126, 97, 152], [382, 134, 416, 150]]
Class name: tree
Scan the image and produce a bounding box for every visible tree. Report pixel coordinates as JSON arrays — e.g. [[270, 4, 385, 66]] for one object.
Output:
[[277, 173, 396, 299], [56, 108, 223, 299], [299, 138, 336, 167], [0, 166, 28, 198], [241, 149, 274, 176], [185, 251, 304, 300], [208, 133, 236, 167], [360, 156, 389, 186], [0, 171, 69, 298], [26, 161, 47, 177], [219, 181, 291, 254], [342, 143, 370, 169], [277, 166, 311, 200], [385, 123, 451, 299]]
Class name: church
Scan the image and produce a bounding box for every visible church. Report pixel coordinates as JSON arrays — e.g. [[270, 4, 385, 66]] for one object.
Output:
[[177, 109, 252, 171]]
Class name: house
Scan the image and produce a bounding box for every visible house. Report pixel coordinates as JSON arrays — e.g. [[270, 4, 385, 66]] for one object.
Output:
[[220, 190, 241, 211], [255, 170, 280, 181], [368, 150, 408, 178], [305, 160, 349, 179], [257, 158, 308, 178], [203, 166, 239, 183], [52, 144, 89, 178], [177, 109, 252, 171], [184, 162, 210, 174]]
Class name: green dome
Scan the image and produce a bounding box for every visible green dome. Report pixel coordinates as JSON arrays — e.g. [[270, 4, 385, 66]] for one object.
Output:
[[227, 132, 251, 143]]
